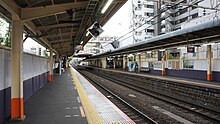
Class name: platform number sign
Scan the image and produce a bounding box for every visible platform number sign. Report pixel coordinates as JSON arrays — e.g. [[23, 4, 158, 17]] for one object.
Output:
[[187, 47, 195, 53]]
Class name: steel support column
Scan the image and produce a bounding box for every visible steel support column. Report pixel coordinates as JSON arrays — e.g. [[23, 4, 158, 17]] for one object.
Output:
[[11, 19, 25, 120], [113, 58, 116, 70], [123, 56, 126, 71], [49, 48, 53, 81], [138, 54, 141, 73], [102, 57, 107, 69], [207, 45, 212, 81], [162, 51, 166, 76], [59, 56, 62, 75]]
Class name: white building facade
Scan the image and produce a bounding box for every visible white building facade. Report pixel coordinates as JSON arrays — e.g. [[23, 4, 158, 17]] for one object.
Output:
[[158, 0, 220, 34], [130, 0, 155, 42]]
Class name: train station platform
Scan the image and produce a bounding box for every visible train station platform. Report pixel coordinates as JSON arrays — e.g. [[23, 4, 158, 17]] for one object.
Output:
[[6, 67, 135, 124], [122, 69, 220, 89], [70, 67, 135, 124], [6, 68, 87, 124]]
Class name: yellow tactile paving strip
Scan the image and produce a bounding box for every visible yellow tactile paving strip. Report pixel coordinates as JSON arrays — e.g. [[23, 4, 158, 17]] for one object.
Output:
[[70, 67, 103, 124]]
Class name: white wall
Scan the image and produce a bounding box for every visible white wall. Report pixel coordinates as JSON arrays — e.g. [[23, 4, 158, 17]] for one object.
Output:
[[0, 48, 50, 91]]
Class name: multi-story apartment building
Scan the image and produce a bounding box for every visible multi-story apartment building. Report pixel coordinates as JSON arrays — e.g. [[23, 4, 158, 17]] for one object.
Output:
[[157, 0, 220, 34], [81, 36, 118, 54], [130, 0, 155, 43]]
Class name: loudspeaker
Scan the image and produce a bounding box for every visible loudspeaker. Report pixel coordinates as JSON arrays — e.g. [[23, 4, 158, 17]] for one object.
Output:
[[87, 22, 104, 37]]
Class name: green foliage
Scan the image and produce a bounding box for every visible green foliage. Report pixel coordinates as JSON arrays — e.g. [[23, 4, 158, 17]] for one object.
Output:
[[4, 25, 11, 47], [168, 52, 180, 60], [43, 50, 49, 57], [0, 18, 11, 47], [68, 56, 74, 62]]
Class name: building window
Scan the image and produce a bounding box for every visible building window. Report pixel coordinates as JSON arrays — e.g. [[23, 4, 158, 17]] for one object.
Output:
[[39, 48, 41, 56], [168, 48, 180, 59], [183, 60, 194, 69], [179, 17, 188, 23], [179, 8, 188, 15], [161, 25, 165, 29], [146, 5, 154, 8], [192, 13, 198, 19], [147, 29, 154, 32], [144, 12, 154, 17]]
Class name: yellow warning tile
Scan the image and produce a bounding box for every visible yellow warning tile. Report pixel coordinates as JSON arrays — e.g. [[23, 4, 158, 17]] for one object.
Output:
[[70, 67, 103, 124]]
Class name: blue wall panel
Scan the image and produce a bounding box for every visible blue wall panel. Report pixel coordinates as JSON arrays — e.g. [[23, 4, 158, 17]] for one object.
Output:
[[0, 89, 4, 124], [213, 71, 220, 81], [24, 79, 33, 102], [40, 74, 44, 88], [0, 87, 11, 124], [4, 87, 11, 121], [149, 69, 161, 75], [166, 69, 207, 80]]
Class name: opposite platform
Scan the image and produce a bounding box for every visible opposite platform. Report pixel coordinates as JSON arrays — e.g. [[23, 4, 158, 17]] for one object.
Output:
[[71, 66, 135, 124]]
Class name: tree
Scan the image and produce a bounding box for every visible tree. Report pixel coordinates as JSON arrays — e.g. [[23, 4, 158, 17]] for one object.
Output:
[[0, 19, 4, 45], [0, 18, 11, 47], [43, 50, 49, 57], [4, 24, 11, 47]]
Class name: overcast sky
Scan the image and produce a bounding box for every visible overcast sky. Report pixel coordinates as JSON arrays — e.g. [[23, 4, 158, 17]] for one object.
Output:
[[101, 1, 131, 37]]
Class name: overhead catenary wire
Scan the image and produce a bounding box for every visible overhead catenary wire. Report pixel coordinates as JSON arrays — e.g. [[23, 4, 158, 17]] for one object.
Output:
[[102, 1, 179, 47], [102, 0, 220, 48]]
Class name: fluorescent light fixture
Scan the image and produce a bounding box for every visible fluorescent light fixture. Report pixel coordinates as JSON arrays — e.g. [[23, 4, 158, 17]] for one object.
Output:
[[101, 0, 113, 14], [80, 41, 83, 44], [86, 32, 89, 36]]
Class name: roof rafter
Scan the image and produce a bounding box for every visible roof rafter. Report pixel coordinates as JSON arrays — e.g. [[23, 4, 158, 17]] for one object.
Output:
[[50, 38, 73, 43], [21, 1, 88, 21], [36, 23, 79, 30], [0, 0, 21, 20], [41, 32, 77, 38]]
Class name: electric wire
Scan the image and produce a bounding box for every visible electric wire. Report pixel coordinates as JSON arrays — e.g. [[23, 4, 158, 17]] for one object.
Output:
[[102, 0, 220, 48]]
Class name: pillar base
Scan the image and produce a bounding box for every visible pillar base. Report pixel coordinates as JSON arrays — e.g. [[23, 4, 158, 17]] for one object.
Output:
[[207, 74, 212, 81], [138, 68, 141, 73], [162, 70, 165, 76], [11, 98, 24, 119], [9, 115, 26, 122], [49, 74, 53, 81]]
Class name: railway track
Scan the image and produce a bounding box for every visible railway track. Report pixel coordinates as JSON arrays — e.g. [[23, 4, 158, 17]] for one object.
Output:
[[87, 69, 220, 123], [77, 69, 158, 124]]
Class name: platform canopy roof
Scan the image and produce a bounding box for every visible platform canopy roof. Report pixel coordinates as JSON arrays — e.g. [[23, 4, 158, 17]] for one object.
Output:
[[0, 0, 126, 56], [87, 18, 220, 60]]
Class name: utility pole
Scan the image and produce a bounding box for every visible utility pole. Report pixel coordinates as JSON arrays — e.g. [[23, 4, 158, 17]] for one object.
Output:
[[131, 0, 136, 43], [154, 0, 161, 36]]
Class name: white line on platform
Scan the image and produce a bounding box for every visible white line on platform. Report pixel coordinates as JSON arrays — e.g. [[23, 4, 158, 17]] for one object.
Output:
[[79, 106, 86, 117], [73, 107, 78, 109], [65, 115, 71, 118], [77, 97, 81, 103], [65, 107, 71, 110], [152, 106, 194, 124]]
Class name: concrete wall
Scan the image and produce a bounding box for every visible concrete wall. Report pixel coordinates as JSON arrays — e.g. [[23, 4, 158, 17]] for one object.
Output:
[[0, 48, 54, 124]]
